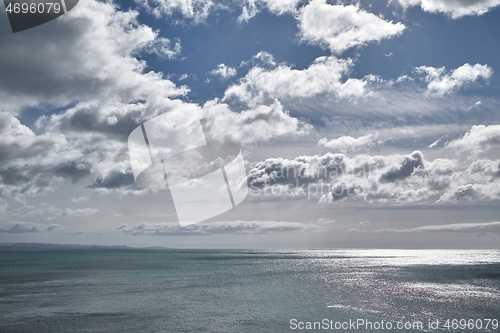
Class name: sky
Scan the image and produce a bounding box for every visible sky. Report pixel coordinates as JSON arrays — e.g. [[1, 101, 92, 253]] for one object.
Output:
[[0, 0, 499, 249]]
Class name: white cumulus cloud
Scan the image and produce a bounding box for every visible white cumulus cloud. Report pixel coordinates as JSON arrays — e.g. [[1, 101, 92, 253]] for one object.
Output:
[[144, 37, 182, 59], [223, 55, 368, 108], [210, 64, 237, 78], [299, 0, 405, 54], [135, 0, 214, 23], [200, 99, 311, 145], [416, 63, 493, 95], [446, 124, 500, 154], [238, 0, 301, 22], [396, 0, 500, 18]]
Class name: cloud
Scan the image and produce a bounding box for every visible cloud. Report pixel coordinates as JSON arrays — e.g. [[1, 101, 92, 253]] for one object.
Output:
[[379, 151, 424, 183], [64, 207, 100, 217], [0, 198, 7, 214], [226, 55, 493, 131], [65, 230, 85, 235], [10, 205, 60, 219], [252, 72, 500, 129], [247, 152, 349, 188], [428, 138, 442, 148], [223, 55, 368, 108], [446, 124, 500, 154], [298, 0, 405, 54], [134, 0, 301, 24], [377, 221, 500, 234], [0, 0, 187, 114], [1, 0, 498, 237], [7, 204, 99, 220], [0, 221, 64, 233], [134, 0, 214, 23], [251, 51, 277, 67], [238, 0, 301, 22], [248, 150, 424, 191], [262, 0, 301, 14], [318, 134, 378, 153], [395, 0, 500, 18], [210, 64, 237, 79], [144, 37, 182, 59], [2, 1, 329, 204], [87, 171, 136, 190], [118, 220, 322, 235], [0, 0, 194, 201], [72, 196, 89, 203], [0, 108, 143, 200], [437, 183, 500, 202], [247, 126, 500, 205], [200, 99, 311, 145], [0, 112, 92, 199], [416, 63, 493, 95]]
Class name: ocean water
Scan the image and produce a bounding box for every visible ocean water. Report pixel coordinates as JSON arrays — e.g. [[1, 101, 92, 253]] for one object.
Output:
[[0, 249, 499, 333]]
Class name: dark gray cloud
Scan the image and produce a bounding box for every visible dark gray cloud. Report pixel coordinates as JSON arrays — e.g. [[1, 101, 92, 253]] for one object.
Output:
[[0, 0, 311, 205], [0, 0, 188, 202], [0, 113, 96, 197], [0, 0, 185, 114], [53, 161, 92, 183], [246, 139, 500, 204], [247, 153, 349, 188], [87, 171, 136, 189], [379, 151, 424, 183]]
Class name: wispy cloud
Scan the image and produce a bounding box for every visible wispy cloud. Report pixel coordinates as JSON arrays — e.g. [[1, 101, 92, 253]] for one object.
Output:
[[72, 196, 89, 204], [118, 220, 325, 236], [0, 221, 64, 233], [318, 134, 378, 153], [9, 204, 99, 220], [376, 221, 500, 234]]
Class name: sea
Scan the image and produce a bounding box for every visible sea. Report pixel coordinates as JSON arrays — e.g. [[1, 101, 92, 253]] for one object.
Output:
[[0, 249, 499, 333]]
